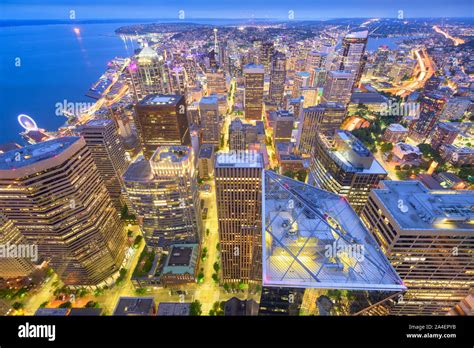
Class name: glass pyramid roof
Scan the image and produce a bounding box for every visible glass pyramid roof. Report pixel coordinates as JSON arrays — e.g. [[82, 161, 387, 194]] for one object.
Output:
[[262, 171, 406, 292]]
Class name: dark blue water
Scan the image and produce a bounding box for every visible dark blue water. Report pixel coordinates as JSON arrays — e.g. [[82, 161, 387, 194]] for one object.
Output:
[[0, 22, 144, 145]]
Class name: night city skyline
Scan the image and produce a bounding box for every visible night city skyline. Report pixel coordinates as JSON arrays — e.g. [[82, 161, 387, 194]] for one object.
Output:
[[0, 1, 473, 347]]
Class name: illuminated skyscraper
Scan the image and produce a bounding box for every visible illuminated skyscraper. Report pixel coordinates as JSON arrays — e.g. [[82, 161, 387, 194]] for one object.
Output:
[[339, 30, 368, 88], [309, 131, 387, 213], [409, 93, 447, 143], [206, 70, 227, 95], [215, 151, 263, 283], [80, 119, 129, 211], [292, 71, 311, 98], [128, 45, 170, 101], [297, 103, 346, 156], [244, 64, 265, 120], [360, 180, 474, 315], [0, 137, 127, 285], [260, 41, 274, 74], [168, 65, 188, 96], [269, 52, 286, 107], [199, 95, 220, 146], [123, 146, 201, 249], [0, 214, 35, 279], [134, 94, 191, 159], [322, 70, 354, 106]]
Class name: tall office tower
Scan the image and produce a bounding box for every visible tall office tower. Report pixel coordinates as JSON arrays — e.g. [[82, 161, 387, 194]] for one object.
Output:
[[168, 66, 188, 96], [260, 41, 274, 74], [269, 52, 287, 106], [339, 30, 368, 88], [244, 64, 265, 120], [134, 94, 191, 159], [123, 146, 201, 249], [297, 103, 346, 156], [430, 122, 459, 150], [208, 49, 219, 70], [408, 93, 447, 143], [272, 110, 295, 142], [215, 151, 263, 283], [322, 70, 354, 107], [206, 70, 227, 95], [312, 68, 327, 88], [79, 119, 129, 211], [360, 180, 474, 315], [0, 137, 127, 285], [0, 214, 35, 279], [306, 51, 328, 85], [199, 95, 220, 146], [309, 131, 387, 213], [292, 71, 311, 98], [128, 45, 170, 101], [252, 40, 262, 64], [229, 119, 246, 151]]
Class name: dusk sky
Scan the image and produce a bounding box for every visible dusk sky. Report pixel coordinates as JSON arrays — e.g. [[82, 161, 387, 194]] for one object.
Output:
[[1, 0, 473, 20]]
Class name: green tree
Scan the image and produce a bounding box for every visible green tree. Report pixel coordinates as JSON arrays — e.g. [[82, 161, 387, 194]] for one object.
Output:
[[190, 300, 202, 316]]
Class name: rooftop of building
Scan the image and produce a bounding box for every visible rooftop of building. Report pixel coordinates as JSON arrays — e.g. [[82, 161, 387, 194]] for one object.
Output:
[[123, 156, 153, 182], [394, 142, 421, 154], [215, 151, 263, 169], [68, 307, 103, 316], [373, 180, 474, 232], [198, 144, 214, 159], [224, 297, 259, 316], [162, 243, 199, 275], [244, 63, 264, 72], [113, 297, 155, 316], [0, 136, 79, 170], [345, 30, 369, 39], [350, 92, 389, 104], [35, 308, 69, 316], [328, 70, 353, 78], [262, 171, 405, 291], [319, 131, 387, 175], [83, 119, 113, 128], [199, 95, 219, 104], [139, 94, 183, 106], [386, 123, 408, 132], [157, 302, 190, 316], [150, 146, 191, 164]]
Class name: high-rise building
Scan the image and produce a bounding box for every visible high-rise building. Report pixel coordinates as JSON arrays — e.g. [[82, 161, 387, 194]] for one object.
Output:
[[80, 119, 129, 211], [339, 30, 368, 88], [297, 103, 346, 156], [0, 214, 35, 279], [272, 110, 295, 142], [168, 66, 188, 96], [134, 94, 191, 159], [360, 180, 474, 315], [128, 45, 170, 101], [206, 70, 227, 95], [292, 71, 311, 98], [123, 146, 201, 249], [322, 70, 354, 106], [0, 137, 127, 285], [244, 64, 265, 120], [309, 130, 387, 213], [199, 95, 220, 146], [228, 119, 262, 151], [430, 122, 459, 150], [260, 42, 274, 74], [409, 93, 447, 142], [215, 151, 263, 283], [269, 52, 286, 106]]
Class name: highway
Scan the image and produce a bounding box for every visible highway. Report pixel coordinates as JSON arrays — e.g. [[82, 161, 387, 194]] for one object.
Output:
[[433, 25, 465, 46]]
